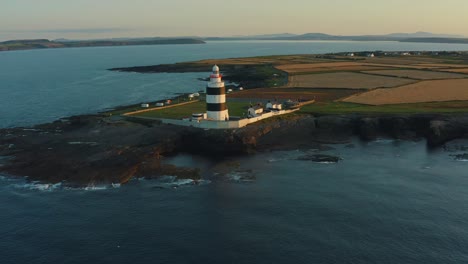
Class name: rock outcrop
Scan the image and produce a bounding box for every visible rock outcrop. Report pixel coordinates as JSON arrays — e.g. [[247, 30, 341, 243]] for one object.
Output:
[[1, 113, 467, 186], [427, 117, 468, 147]]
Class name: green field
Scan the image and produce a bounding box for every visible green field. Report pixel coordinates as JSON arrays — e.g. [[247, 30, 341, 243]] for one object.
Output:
[[127, 100, 468, 121], [300, 101, 468, 114], [132, 101, 252, 119]]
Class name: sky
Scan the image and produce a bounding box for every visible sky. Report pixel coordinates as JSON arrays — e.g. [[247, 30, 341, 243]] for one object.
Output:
[[1, 0, 467, 41]]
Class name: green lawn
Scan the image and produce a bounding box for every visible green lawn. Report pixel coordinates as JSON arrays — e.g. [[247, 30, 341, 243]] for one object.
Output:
[[133, 101, 251, 119], [105, 96, 200, 116], [300, 101, 468, 114], [130, 100, 468, 120]]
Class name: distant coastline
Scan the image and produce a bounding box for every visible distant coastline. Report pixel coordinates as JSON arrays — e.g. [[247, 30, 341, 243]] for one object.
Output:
[[399, 38, 468, 44], [0, 38, 206, 52], [202, 32, 468, 44], [2, 31, 468, 52]]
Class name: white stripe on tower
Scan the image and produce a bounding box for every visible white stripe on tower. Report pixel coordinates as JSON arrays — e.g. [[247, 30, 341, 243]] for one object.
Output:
[[206, 95, 226, 104], [206, 65, 229, 121]]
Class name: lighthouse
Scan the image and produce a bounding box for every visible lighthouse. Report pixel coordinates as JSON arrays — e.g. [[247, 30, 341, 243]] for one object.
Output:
[[206, 65, 229, 121]]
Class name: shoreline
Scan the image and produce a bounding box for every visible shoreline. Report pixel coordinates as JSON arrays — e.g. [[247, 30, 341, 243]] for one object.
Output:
[[1, 109, 467, 187], [2, 52, 468, 186], [0, 38, 206, 52]]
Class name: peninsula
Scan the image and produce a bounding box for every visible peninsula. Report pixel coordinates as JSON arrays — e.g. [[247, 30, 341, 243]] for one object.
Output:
[[0, 38, 205, 52], [1, 52, 468, 187]]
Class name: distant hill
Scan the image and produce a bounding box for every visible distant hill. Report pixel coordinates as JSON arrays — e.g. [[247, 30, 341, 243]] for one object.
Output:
[[202, 32, 466, 42], [0, 38, 205, 52], [242, 33, 299, 39], [384, 31, 464, 38]]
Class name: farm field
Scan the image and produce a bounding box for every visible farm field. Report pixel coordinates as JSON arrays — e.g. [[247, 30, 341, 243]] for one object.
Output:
[[412, 63, 468, 68], [276, 62, 388, 74], [439, 68, 468, 74], [342, 79, 468, 105], [287, 72, 415, 89], [228, 88, 358, 102], [360, 57, 463, 65], [300, 101, 468, 114], [120, 52, 468, 116], [362, 69, 468, 80]]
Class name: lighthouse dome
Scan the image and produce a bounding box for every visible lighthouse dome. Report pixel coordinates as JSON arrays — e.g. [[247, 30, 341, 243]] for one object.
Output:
[[212, 65, 220, 72]]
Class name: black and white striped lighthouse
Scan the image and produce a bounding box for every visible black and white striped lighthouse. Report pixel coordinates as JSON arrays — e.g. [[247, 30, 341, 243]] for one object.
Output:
[[206, 65, 229, 121]]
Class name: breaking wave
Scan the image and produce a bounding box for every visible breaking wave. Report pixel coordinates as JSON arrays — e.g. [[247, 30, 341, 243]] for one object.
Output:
[[150, 176, 210, 189], [0, 175, 121, 192]]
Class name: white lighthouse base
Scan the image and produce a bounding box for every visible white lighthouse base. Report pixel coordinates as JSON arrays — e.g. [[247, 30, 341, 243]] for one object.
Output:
[[132, 108, 300, 129], [207, 110, 229, 121]]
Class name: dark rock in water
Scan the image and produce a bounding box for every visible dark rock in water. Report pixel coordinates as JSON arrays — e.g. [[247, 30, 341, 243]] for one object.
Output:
[[296, 154, 342, 163], [443, 142, 468, 152], [451, 153, 468, 161], [224, 169, 256, 182]]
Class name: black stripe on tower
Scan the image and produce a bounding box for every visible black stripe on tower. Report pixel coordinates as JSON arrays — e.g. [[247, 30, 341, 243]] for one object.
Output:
[[206, 87, 226, 95], [207, 103, 227, 111]]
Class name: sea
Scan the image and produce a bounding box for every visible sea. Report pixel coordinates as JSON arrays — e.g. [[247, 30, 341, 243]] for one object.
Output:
[[1, 41, 468, 263]]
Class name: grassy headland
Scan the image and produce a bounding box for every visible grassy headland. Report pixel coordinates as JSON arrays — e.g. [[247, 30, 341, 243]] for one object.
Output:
[[0, 38, 205, 52], [112, 52, 468, 117]]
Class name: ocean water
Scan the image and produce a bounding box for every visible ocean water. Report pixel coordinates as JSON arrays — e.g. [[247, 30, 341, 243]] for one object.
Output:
[[1, 140, 468, 264], [1, 41, 468, 263], [2, 40, 468, 128]]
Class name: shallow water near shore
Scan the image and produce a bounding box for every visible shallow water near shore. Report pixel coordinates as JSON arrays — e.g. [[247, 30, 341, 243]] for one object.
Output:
[[1, 139, 468, 264]]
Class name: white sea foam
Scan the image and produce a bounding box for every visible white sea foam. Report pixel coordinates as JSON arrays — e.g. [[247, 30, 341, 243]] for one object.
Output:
[[226, 171, 255, 182], [5, 178, 120, 192], [84, 185, 109, 191], [315, 161, 339, 164], [267, 158, 287, 163], [173, 179, 195, 186], [369, 138, 396, 144], [14, 182, 63, 191], [68, 142, 99, 146], [149, 176, 209, 189]]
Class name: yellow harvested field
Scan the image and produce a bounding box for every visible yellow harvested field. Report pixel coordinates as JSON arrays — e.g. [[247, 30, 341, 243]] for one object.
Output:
[[362, 69, 468, 80], [288, 72, 415, 89], [439, 68, 468, 74], [343, 79, 468, 105]]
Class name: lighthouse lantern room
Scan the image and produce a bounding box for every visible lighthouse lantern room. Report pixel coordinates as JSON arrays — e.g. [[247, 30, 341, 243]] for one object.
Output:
[[206, 65, 229, 121]]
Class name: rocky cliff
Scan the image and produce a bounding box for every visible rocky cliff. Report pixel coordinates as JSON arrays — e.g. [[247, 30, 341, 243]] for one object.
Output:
[[1, 113, 467, 186]]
